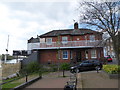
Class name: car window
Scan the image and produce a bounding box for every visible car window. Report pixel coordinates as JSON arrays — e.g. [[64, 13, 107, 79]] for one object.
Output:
[[82, 60, 89, 63]]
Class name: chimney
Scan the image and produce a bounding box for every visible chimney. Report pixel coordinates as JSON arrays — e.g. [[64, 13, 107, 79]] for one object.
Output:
[[74, 22, 78, 29]]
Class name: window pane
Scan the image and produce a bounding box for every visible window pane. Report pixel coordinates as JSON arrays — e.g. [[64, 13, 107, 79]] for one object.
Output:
[[90, 35, 95, 41], [46, 38, 52, 45], [62, 37, 68, 41], [62, 37, 68, 44], [63, 51, 68, 59], [91, 50, 96, 58]]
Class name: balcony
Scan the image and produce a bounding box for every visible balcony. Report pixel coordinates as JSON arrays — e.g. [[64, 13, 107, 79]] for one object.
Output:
[[39, 40, 102, 49]]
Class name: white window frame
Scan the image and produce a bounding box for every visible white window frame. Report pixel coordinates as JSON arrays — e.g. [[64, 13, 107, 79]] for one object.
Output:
[[46, 38, 52, 45], [91, 49, 97, 58], [62, 50, 68, 59], [90, 35, 95, 41], [62, 36, 68, 44]]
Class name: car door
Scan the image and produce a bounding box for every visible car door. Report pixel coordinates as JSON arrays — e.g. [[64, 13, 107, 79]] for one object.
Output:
[[85, 61, 94, 70], [80, 61, 90, 71], [88, 60, 96, 69], [79, 63, 87, 71]]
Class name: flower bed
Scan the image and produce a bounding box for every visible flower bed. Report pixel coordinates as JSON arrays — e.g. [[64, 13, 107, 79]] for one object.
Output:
[[102, 65, 120, 79], [103, 65, 120, 74]]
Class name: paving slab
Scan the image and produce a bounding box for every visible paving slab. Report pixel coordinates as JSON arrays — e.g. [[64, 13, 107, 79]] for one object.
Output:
[[77, 71, 119, 89]]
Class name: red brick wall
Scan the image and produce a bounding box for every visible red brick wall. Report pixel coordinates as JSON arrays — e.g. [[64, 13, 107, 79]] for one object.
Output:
[[39, 48, 103, 64], [39, 49, 71, 64], [72, 35, 85, 41], [42, 32, 102, 43]]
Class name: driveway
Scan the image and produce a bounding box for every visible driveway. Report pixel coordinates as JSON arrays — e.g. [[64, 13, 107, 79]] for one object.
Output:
[[24, 71, 71, 89], [77, 71, 119, 88]]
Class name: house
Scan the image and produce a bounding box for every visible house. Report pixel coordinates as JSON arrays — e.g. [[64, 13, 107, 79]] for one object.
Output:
[[104, 37, 115, 58], [104, 30, 120, 58], [31, 22, 104, 64], [27, 36, 40, 55]]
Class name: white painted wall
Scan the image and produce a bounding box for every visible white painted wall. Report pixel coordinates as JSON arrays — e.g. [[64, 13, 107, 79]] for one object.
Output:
[[27, 43, 40, 54]]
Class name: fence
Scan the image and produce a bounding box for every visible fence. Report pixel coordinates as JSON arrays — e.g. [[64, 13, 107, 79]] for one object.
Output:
[[2, 63, 21, 78]]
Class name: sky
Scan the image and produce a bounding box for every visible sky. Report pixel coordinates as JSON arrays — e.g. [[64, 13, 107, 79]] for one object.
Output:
[[0, 0, 81, 55], [0, 0, 117, 55]]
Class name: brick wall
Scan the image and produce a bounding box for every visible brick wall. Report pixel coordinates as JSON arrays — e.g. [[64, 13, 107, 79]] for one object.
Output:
[[44, 33, 102, 42], [39, 48, 103, 64]]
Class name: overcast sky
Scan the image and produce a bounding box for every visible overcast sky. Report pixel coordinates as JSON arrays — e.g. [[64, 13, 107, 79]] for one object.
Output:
[[0, 0, 82, 55]]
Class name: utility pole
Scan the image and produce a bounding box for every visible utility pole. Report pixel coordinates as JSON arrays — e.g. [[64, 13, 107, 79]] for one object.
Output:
[[4, 35, 9, 63]]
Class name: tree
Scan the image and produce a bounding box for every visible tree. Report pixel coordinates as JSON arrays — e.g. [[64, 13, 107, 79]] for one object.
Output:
[[78, 1, 120, 60], [60, 63, 70, 77]]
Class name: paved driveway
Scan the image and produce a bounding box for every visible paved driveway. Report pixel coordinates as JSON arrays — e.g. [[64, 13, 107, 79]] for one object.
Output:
[[24, 71, 71, 89], [78, 71, 119, 88]]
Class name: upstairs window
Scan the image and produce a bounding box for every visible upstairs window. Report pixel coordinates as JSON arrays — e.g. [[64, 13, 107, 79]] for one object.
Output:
[[46, 38, 52, 45], [90, 35, 95, 41], [62, 36, 68, 44]]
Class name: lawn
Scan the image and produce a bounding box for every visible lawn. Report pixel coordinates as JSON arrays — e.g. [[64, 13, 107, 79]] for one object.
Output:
[[1, 72, 40, 89], [2, 82, 22, 90]]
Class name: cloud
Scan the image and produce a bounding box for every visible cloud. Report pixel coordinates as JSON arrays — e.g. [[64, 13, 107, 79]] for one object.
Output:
[[0, 1, 79, 55]]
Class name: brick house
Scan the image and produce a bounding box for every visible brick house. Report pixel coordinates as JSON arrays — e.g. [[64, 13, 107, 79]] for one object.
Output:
[[104, 37, 115, 57], [32, 22, 104, 64]]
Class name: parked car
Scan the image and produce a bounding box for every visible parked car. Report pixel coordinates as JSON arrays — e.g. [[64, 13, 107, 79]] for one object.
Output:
[[70, 60, 103, 73], [105, 55, 113, 62]]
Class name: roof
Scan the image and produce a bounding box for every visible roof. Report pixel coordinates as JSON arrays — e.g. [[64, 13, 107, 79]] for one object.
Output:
[[28, 37, 39, 43], [39, 28, 102, 38]]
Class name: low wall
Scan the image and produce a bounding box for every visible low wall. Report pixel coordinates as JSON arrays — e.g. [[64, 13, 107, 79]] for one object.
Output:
[[13, 76, 42, 90]]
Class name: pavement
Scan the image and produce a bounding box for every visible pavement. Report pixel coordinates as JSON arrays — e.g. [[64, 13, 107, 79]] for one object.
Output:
[[77, 70, 119, 89]]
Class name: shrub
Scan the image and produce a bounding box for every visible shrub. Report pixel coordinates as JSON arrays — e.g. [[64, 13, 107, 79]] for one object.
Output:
[[19, 61, 41, 75], [49, 64, 58, 72], [103, 65, 120, 74], [60, 63, 70, 71]]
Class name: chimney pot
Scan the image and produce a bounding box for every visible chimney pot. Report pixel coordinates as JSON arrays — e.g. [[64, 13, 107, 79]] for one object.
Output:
[[74, 22, 78, 29]]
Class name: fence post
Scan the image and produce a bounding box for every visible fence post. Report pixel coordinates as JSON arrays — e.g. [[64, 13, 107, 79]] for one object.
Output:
[[26, 73, 28, 82], [39, 70, 42, 77]]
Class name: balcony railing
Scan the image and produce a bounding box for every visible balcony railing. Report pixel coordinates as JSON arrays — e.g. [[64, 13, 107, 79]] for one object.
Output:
[[39, 40, 102, 48]]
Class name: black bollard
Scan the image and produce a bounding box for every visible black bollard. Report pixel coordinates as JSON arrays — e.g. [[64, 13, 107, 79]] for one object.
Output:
[[26, 74, 28, 82]]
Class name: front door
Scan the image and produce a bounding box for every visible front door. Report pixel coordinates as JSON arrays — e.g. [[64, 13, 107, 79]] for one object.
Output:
[[76, 51, 81, 62]]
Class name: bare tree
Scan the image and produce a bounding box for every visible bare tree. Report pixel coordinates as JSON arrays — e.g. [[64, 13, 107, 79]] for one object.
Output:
[[78, 1, 120, 60]]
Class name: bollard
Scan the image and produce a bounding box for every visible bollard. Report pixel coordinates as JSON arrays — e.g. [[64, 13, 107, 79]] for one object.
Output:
[[96, 66, 99, 73], [39, 70, 42, 77], [25, 74, 28, 82]]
